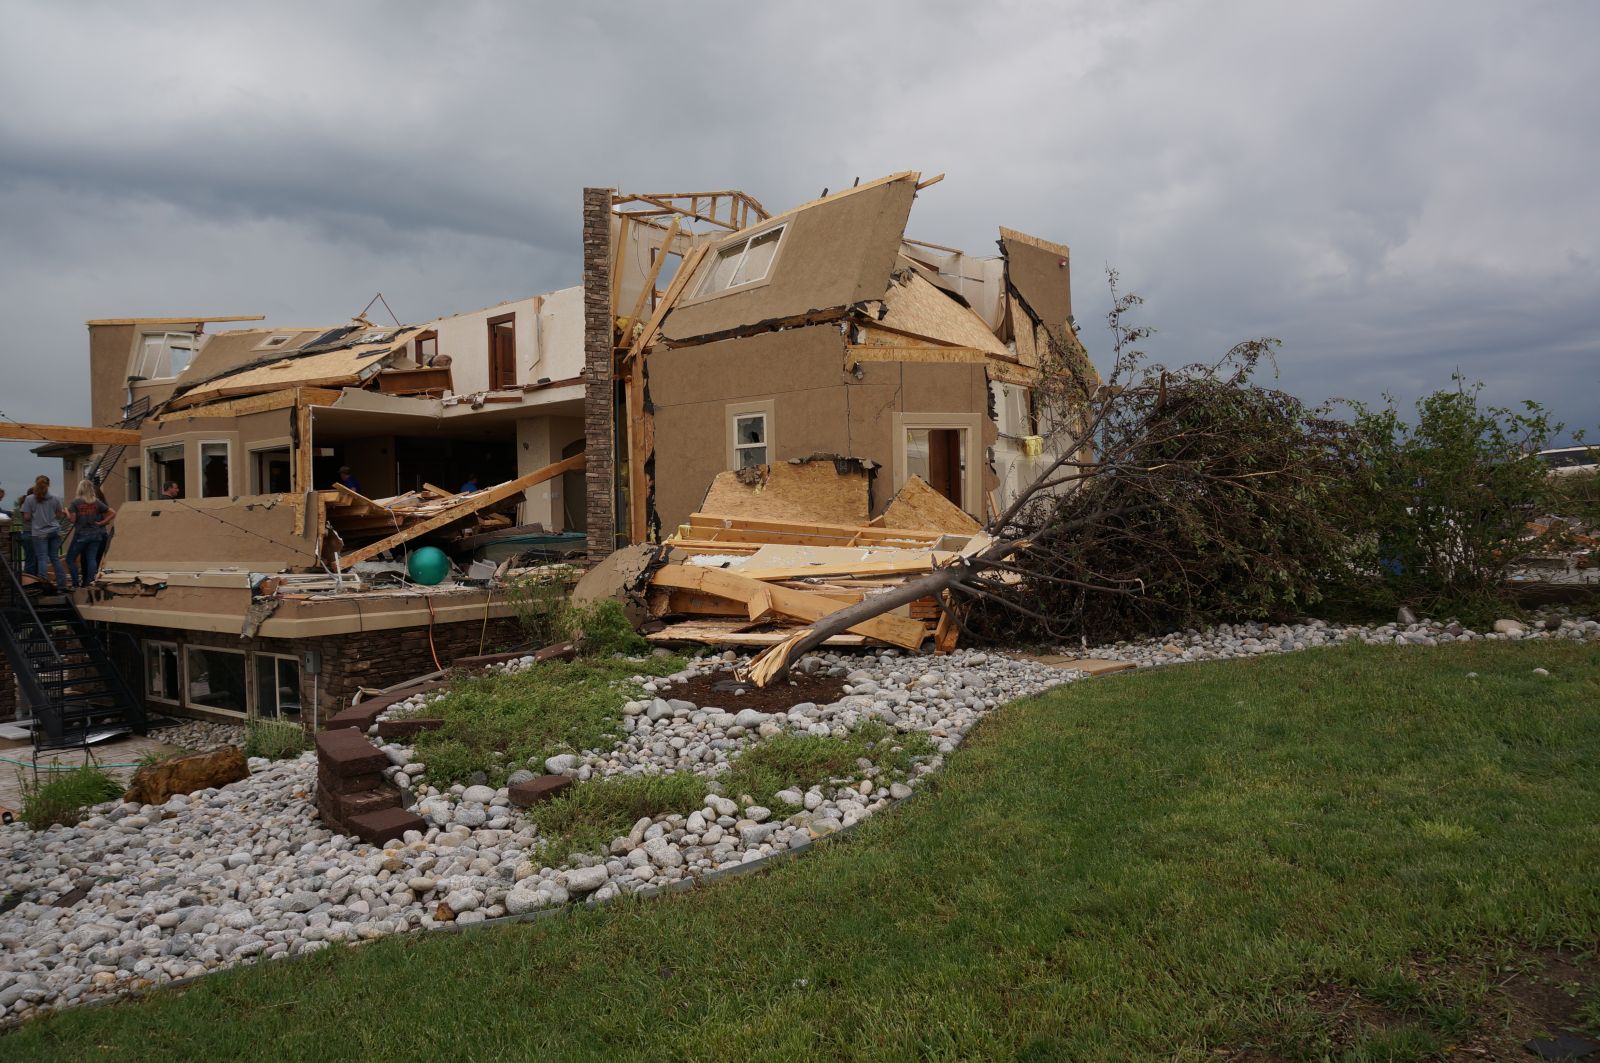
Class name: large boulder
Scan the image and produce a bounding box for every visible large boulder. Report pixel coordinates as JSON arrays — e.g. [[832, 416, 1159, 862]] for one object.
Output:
[[123, 746, 249, 806]]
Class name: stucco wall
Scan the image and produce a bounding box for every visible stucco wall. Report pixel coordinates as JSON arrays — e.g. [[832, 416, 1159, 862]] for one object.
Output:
[[429, 287, 584, 397], [649, 325, 996, 531]]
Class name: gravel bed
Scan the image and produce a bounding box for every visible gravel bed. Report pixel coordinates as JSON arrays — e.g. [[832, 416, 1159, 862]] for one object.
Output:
[[1, 609, 1594, 1022]]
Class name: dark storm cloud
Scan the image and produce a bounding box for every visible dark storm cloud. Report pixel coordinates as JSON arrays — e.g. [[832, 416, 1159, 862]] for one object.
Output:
[[2, 0, 1597, 495]]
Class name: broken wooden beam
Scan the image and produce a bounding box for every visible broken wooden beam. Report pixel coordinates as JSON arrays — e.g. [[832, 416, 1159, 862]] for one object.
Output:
[[0, 423, 140, 446], [336, 452, 586, 570], [650, 565, 928, 650]]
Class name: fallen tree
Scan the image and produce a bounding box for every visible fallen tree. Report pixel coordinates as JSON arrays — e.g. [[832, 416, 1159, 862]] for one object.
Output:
[[745, 274, 1361, 685]]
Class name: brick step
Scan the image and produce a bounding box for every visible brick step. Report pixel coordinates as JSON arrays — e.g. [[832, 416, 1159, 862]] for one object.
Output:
[[374, 717, 443, 739], [347, 807, 426, 846], [315, 726, 389, 777], [509, 774, 573, 808]]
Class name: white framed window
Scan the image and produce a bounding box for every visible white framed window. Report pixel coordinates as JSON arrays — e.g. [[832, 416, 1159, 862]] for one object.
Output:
[[131, 332, 198, 380], [252, 653, 302, 721], [199, 440, 231, 498], [694, 224, 786, 297], [185, 646, 247, 716], [726, 401, 773, 470], [145, 442, 186, 498], [143, 641, 180, 704]]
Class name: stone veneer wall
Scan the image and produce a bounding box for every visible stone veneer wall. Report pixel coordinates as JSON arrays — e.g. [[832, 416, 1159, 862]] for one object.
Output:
[[105, 616, 524, 729], [582, 185, 617, 561]]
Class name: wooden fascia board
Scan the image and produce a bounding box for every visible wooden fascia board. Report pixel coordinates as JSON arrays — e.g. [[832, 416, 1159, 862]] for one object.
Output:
[[0, 424, 141, 445]]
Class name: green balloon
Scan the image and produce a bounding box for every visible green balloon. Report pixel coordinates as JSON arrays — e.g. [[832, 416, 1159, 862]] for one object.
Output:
[[407, 546, 451, 586]]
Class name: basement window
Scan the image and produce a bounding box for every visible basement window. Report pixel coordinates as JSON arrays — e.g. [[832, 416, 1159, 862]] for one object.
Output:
[[695, 224, 786, 297], [186, 646, 247, 716], [253, 653, 302, 721], [143, 641, 180, 704]]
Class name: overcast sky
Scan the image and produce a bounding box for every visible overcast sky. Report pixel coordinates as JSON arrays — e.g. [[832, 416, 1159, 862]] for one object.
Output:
[[2, 0, 1596, 497]]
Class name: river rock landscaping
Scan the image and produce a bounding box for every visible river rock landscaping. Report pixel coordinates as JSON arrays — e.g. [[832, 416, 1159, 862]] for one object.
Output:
[[0, 608, 1595, 1024]]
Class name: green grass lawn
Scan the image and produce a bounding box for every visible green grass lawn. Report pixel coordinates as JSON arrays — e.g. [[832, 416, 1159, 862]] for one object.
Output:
[[7, 641, 1600, 1061]]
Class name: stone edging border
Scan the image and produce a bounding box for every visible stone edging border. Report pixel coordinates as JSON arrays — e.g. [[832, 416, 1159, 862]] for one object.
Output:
[[0, 787, 906, 1027]]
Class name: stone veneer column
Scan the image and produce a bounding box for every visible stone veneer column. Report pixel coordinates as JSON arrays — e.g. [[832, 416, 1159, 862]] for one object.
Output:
[[581, 186, 617, 561]]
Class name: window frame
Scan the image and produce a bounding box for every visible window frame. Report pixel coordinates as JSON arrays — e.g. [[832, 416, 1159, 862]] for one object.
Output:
[[892, 412, 985, 517], [144, 441, 186, 496], [247, 440, 293, 495], [183, 644, 249, 718], [252, 651, 302, 721], [198, 439, 232, 498], [414, 329, 439, 365], [131, 331, 199, 381], [142, 640, 181, 705], [725, 399, 775, 471], [691, 223, 788, 300]]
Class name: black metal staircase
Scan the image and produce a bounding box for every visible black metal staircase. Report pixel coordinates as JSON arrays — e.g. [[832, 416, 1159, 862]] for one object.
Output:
[[85, 395, 151, 489], [0, 533, 147, 755]]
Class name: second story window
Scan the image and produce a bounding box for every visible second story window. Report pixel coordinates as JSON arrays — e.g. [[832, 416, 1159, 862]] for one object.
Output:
[[131, 332, 198, 381], [695, 224, 786, 297]]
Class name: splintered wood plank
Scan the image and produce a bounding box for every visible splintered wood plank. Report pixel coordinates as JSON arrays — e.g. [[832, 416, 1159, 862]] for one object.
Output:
[[650, 565, 928, 650], [644, 620, 868, 648], [336, 453, 585, 570]]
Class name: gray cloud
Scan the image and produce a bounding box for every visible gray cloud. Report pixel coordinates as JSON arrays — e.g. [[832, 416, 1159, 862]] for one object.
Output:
[[3, 0, 1597, 497]]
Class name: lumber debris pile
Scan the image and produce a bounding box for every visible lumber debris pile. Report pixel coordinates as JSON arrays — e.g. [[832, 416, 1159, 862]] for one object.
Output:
[[641, 512, 978, 653], [320, 453, 585, 570]]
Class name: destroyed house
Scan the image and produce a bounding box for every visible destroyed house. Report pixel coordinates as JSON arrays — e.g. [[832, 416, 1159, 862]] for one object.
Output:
[[586, 171, 1086, 555], [1, 170, 1081, 739]]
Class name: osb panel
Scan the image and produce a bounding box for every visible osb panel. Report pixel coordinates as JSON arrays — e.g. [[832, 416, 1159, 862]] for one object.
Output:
[[873, 271, 1012, 358], [176, 328, 322, 389], [881, 474, 982, 534], [661, 177, 917, 343], [700, 460, 870, 527], [1001, 227, 1074, 334], [176, 329, 421, 406]]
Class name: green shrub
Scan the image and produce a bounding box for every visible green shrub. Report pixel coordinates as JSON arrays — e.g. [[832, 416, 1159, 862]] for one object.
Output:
[[557, 599, 649, 657], [526, 773, 707, 860], [1343, 380, 1573, 619], [412, 654, 685, 787], [20, 767, 123, 830], [244, 719, 309, 761], [503, 566, 578, 644]]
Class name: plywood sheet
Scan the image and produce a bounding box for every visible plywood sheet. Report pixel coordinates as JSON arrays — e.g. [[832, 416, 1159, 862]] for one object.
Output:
[[872, 270, 1011, 359], [698, 458, 871, 526], [1000, 226, 1073, 334], [174, 328, 422, 406], [881, 474, 982, 534]]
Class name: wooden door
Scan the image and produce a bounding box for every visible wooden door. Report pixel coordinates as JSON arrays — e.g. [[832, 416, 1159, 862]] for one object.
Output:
[[488, 313, 516, 390], [926, 428, 963, 506]]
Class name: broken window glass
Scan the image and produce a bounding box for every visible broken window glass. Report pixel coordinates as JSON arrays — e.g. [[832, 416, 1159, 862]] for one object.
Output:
[[696, 224, 786, 296], [731, 227, 782, 286], [733, 412, 768, 468], [144, 641, 179, 702]]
